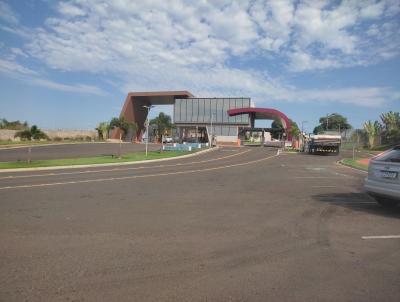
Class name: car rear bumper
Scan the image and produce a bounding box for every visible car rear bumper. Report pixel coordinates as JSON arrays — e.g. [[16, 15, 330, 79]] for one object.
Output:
[[364, 177, 400, 200]]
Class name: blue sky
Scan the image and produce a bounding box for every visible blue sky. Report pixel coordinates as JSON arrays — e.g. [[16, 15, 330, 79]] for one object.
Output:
[[0, 0, 399, 132]]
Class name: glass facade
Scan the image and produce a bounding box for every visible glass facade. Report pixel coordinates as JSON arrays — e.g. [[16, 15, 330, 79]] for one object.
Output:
[[174, 98, 250, 125], [208, 125, 238, 136]]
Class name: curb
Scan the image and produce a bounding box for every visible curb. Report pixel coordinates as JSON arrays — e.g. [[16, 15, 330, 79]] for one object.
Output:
[[0, 147, 219, 173], [337, 160, 368, 173]]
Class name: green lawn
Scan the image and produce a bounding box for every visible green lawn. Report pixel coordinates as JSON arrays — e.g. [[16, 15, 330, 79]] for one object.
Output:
[[0, 150, 194, 169], [341, 158, 369, 171]]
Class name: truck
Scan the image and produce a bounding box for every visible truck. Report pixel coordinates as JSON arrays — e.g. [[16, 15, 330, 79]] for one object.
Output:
[[306, 132, 341, 154]]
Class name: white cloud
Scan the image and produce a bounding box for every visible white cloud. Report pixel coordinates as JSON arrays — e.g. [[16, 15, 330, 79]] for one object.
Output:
[[360, 1, 385, 19], [23, 0, 399, 75], [0, 1, 19, 24], [287, 50, 341, 72], [0, 58, 37, 75], [0, 58, 107, 96], [293, 1, 358, 55], [0, 0, 399, 108], [10, 47, 28, 58], [119, 64, 398, 108], [297, 87, 398, 107], [0, 24, 31, 38], [31, 78, 107, 96], [251, 0, 294, 52], [58, 2, 86, 17]]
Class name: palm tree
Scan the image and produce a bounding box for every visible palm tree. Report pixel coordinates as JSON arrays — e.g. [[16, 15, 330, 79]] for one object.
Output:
[[109, 117, 138, 141], [380, 111, 400, 132], [96, 122, 111, 140], [363, 120, 381, 149], [150, 112, 172, 142]]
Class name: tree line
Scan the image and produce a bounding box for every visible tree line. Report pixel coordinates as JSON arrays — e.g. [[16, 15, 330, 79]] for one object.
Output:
[[96, 112, 172, 142], [363, 111, 400, 148], [96, 117, 137, 141], [310, 111, 400, 149], [0, 118, 48, 140], [0, 118, 29, 130]]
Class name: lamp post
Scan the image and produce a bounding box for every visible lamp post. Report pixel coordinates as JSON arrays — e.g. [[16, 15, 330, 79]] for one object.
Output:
[[301, 121, 308, 151], [210, 113, 214, 148], [301, 121, 308, 134], [143, 105, 154, 156], [326, 113, 336, 131]]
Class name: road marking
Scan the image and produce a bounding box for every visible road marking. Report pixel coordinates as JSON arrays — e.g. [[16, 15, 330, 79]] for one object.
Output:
[[332, 172, 352, 177], [0, 149, 252, 180], [0, 153, 279, 190], [311, 186, 337, 188], [336, 161, 368, 174], [292, 176, 349, 179], [362, 235, 400, 240]]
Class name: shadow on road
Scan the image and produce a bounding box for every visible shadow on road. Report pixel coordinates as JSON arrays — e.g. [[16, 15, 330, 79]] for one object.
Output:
[[312, 192, 400, 219]]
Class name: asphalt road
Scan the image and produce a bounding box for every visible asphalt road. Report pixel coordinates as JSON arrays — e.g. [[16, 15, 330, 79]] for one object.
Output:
[[0, 142, 160, 161], [0, 147, 399, 302]]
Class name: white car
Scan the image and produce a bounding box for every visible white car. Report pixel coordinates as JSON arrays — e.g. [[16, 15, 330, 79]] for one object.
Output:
[[162, 136, 173, 143], [364, 146, 400, 208]]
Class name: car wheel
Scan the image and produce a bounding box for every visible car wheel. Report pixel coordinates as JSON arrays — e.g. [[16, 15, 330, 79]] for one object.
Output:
[[375, 197, 400, 208]]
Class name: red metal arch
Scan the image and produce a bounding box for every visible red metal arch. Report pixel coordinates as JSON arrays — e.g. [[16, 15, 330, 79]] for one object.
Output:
[[227, 107, 292, 140]]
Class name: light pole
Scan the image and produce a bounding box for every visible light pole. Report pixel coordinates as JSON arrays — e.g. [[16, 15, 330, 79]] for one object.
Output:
[[326, 113, 335, 131], [210, 113, 214, 147], [326, 114, 328, 130], [301, 121, 308, 134], [301, 121, 308, 151], [143, 105, 154, 156]]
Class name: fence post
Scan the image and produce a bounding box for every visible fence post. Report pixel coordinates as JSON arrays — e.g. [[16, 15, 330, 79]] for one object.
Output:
[[27, 144, 31, 164], [119, 132, 122, 159]]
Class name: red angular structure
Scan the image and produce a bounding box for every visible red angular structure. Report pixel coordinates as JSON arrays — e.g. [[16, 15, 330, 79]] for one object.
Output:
[[111, 91, 193, 141]]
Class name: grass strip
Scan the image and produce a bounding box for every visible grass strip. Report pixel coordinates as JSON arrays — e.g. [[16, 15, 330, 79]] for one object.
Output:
[[0, 150, 194, 169], [341, 158, 368, 171]]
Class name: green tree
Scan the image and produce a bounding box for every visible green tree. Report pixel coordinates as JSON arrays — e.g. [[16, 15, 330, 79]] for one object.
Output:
[[110, 116, 129, 135], [380, 111, 400, 145], [110, 117, 137, 141], [313, 113, 352, 134], [350, 129, 368, 148], [0, 118, 5, 129], [15, 125, 48, 141], [271, 119, 299, 139], [96, 122, 111, 140], [150, 112, 172, 141], [0, 118, 29, 130], [363, 120, 381, 149], [380, 111, 400, 132]]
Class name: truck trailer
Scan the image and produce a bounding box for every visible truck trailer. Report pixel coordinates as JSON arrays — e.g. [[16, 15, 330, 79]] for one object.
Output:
[[306, 134, 341, 154]]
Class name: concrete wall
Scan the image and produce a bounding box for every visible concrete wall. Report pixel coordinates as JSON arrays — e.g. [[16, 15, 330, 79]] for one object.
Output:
[[44, 130, 97, 140], [0, 130, 18, 141], [215, 135, 238, 143], [0, 129, 97, 141]]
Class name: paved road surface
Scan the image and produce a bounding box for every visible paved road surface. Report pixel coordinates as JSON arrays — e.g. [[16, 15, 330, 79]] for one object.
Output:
[[0, 147, 399, 302], [0, 142, 160, 162]]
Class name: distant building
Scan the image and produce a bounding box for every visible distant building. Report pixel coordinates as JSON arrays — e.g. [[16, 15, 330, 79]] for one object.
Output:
[[112, 91, 292, 144]]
